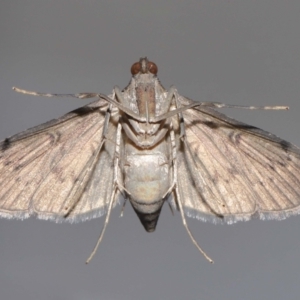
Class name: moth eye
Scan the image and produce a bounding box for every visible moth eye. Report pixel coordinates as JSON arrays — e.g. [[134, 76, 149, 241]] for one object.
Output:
[[131, 62, 141, 75], [147, 61, 158, 75]]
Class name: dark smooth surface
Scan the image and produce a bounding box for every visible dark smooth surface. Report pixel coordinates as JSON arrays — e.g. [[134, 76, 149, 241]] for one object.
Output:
[[1, 1, 300, 299]]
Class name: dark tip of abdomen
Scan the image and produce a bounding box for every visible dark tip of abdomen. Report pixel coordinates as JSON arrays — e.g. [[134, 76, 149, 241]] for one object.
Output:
[[135, 209, 161, 232]]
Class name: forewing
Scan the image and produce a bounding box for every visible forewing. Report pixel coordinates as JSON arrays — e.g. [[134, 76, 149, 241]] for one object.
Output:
[[0, 99, 119, 222], [176, 103, 300, 224]]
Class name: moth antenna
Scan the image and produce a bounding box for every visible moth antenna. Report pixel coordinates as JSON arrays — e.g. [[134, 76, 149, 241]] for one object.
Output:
[[12, 87, 99, 99], [203, 102, 289, 110]]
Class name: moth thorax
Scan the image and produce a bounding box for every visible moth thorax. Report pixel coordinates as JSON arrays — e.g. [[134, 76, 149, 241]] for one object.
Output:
[[136, 84, 156, 118]]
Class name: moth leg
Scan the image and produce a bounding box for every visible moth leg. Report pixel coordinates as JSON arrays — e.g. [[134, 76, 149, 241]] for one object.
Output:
[[162, 86, 178, 113], [122, 121, 170, 148], [119, 198, 128, 217], [170, 127, 214, 263], [147, 87, 208, 123], [113, 86, 197, 124], [85, 123, 124, 264], [162, 93, 187, 200], [167, 201, 175, 216], [171, 89, 186, 139], [117, 86, 178, 148], [162, 124, 179, 214], [113, 86, 127, 106]]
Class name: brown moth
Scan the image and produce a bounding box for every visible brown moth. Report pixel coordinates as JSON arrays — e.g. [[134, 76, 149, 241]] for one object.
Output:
[[1, 57, 300, 263]]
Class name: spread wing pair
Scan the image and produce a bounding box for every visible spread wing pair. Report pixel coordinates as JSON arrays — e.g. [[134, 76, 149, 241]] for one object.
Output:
[[1, 93, 300, 223]]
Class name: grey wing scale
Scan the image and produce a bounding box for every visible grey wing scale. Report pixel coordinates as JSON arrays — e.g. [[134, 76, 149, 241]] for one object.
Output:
[[0, 99, 119, 222], [176, 102, 300, 224]]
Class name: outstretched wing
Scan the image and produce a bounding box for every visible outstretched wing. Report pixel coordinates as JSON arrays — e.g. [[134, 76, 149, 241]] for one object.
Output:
[[176, 103, 300, 224], [0, 99, 120, 222]]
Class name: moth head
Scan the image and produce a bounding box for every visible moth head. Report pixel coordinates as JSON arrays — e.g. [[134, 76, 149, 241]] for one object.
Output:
[[131, 57, 158, 76]]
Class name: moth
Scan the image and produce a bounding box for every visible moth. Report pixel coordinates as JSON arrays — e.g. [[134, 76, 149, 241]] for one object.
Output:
[[1, 57, 300, 263]]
